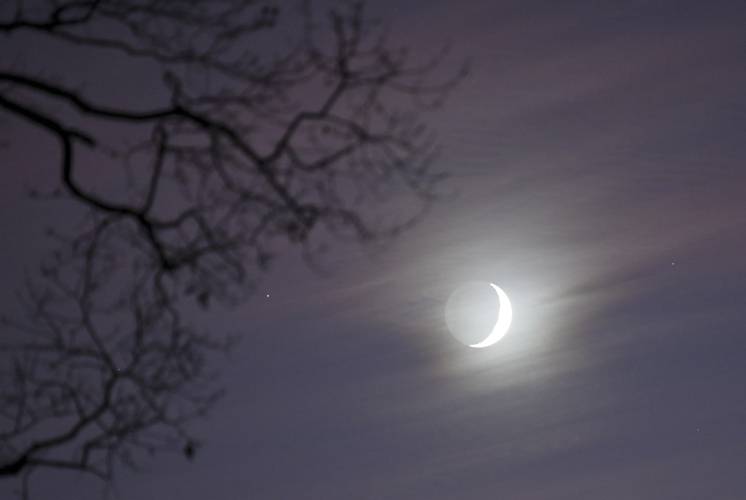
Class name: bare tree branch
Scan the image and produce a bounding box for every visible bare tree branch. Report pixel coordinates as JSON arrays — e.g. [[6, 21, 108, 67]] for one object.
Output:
[[0, 0, 463, 496]]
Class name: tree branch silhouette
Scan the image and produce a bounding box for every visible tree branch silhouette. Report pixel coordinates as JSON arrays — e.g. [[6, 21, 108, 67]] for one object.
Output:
[[0, 0, 464, 495]]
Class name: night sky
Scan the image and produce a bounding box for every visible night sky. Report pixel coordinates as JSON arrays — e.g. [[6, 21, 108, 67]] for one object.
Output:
[[3, 0, 746, 498]]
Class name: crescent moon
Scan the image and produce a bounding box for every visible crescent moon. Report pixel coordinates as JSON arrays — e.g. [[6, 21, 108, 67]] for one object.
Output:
[[468, 283, 512, 348]]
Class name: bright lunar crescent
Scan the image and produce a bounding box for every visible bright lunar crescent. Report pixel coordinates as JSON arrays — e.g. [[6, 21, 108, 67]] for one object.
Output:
[[468, 283, 512, 348]]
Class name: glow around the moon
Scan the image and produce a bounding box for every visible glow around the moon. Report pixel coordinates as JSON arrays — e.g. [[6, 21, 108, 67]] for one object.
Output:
[[445, 281, 513, 348]]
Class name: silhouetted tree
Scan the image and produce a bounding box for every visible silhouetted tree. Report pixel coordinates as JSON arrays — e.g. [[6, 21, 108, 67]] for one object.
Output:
[[0, 0, 463, 496]]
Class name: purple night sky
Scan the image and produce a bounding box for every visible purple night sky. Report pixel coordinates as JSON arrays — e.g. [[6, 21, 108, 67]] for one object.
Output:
[[2, 0, 746, 498]]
